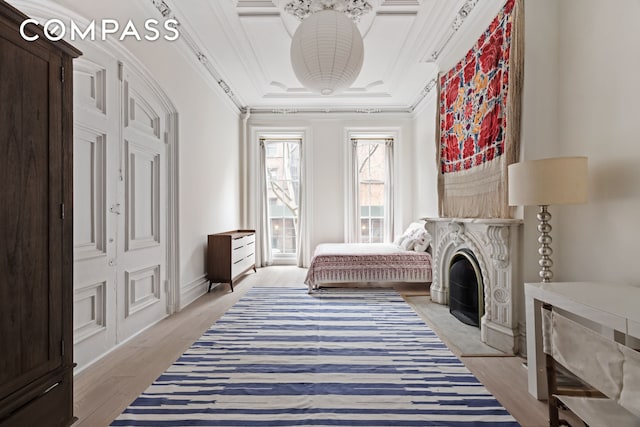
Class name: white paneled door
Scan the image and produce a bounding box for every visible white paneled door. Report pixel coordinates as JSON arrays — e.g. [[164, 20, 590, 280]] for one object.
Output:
[[73, 47, 120, 369], [117, 67, 168, 342], [73, 47, 170, 369]]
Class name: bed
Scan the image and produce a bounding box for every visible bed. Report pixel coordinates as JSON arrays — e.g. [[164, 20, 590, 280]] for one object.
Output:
[[304, 223, 433, 292]]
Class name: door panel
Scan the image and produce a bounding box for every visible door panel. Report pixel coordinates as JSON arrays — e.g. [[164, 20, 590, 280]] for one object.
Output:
[[117, 67, 168, 342], [73, 127, 107, 260], [72, 49, 119, 369], [124, 265, 161, 317], [125, 141, 161, 251], [124, 84, 161, 139], [73, 281, 106, 342], [74, 58, 106, 115]]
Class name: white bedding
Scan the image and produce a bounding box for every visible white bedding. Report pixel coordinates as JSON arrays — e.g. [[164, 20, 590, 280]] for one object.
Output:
[[304, 242, 432, 292], [312, 243, 408, 256]]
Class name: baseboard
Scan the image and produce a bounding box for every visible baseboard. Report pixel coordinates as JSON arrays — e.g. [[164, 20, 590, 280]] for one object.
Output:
[[180, 274, 208, 310]]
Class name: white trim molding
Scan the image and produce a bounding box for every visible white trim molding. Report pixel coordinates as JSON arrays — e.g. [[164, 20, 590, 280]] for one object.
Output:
[[148, 0, 246, 112], [180, 274, 209, 310], [426, 0, 480, 62]]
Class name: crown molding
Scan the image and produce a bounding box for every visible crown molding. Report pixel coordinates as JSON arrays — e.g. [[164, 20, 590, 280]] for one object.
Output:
[[408, 78, 437, 112], [150, 0, 246, 112], [249, 105, 412, 115], [425, 0, 480, 62]]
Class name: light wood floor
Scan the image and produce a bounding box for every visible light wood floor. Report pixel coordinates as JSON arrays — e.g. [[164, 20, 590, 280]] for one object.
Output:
[[74, 266, 553, 427]]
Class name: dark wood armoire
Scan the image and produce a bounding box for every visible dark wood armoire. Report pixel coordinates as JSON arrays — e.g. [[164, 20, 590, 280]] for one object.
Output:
[[0, 2, 80, 426]]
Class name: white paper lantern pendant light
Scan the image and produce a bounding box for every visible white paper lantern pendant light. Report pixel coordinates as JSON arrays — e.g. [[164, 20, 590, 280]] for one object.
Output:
[[288, 1, 370, 96]]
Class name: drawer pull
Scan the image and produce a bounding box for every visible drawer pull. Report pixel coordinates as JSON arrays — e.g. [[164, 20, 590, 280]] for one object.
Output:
[[43, 382, 60, 395]]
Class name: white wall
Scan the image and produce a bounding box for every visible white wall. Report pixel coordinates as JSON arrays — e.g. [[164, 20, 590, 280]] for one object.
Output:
[[516, 0, 640, 287], [552, 0, 640, 286], [41, 0, 243, 306], [412, 96, 440, 219], [246, 113, 416, 264], [519, 0, 561, 284]]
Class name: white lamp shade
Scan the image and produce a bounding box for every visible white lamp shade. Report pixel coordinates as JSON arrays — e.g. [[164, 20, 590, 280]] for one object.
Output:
[[508, 156, 588, 206], [290, 9, 364, 96]]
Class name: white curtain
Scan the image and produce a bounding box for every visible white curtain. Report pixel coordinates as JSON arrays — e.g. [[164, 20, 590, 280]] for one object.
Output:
[[349, 138, 360, 243], [296, 140, 307, 267], [384, 138, 394, 243], [258, 139, 272, 266]]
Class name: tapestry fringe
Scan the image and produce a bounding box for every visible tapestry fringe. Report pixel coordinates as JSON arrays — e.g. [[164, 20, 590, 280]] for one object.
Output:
[[435, 82, 445, 216], [506, 0, 524, 187], [441, 180, 506, 219]]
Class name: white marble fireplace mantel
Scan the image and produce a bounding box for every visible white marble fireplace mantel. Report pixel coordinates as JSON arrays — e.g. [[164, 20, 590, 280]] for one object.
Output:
[[422, 217, 523, 354]]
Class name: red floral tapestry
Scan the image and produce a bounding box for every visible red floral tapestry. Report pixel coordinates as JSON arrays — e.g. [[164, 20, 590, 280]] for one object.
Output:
[[438, 0, 523, 218]]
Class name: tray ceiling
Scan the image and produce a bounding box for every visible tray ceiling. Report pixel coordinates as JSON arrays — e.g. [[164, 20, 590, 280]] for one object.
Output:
[[164, 0, 504, 112]]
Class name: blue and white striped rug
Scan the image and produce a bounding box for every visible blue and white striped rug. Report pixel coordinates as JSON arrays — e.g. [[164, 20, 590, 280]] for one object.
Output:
[[111, 287, 519, 426]]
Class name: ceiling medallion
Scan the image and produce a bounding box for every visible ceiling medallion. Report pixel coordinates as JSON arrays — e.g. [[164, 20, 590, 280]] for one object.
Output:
[[285, 0, 372, 22]]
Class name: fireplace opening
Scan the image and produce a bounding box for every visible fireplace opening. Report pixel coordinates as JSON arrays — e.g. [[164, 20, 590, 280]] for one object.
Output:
[[448, 249, 484, 327]]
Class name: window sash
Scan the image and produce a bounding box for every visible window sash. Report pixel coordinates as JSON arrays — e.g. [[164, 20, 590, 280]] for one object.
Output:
[[261, 138, 302, 263], [350, 137, 394, 243]]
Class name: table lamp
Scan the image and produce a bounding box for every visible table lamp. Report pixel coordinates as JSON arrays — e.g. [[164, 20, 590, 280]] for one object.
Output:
[[508, 157, 588, 282]]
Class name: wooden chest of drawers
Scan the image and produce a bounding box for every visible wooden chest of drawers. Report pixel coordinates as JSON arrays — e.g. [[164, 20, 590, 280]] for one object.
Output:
[[207, 230, 256, 292]]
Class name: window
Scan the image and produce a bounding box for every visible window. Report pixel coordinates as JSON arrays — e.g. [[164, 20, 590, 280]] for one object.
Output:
[[262, 139, 301, 261], [349, 137, 394, 243]]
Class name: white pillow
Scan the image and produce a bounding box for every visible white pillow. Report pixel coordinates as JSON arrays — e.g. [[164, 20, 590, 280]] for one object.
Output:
[[413, 230, 433, 252], [413, 237, 431, 252], [393, 234, 407, 246], [394, 225, 416, 246], [395, 222, 427, 250], [400, 236, 416, 251]]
